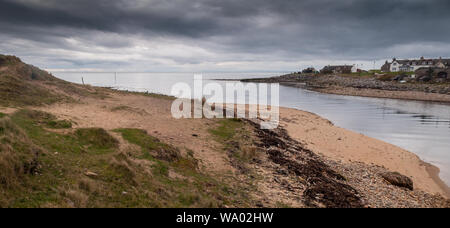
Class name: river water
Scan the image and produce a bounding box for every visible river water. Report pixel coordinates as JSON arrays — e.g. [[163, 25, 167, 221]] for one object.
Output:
[[53, 72, 450, 185]]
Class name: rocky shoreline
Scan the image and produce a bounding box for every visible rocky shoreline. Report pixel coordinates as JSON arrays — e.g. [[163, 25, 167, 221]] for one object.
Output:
[[241, 73, 450, 103], [246, 118, 449, 208]]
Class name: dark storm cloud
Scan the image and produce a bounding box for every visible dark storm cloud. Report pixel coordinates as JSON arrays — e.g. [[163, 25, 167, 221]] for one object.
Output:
[[0, 0, 231, 37], [1, 0, 450, 70]]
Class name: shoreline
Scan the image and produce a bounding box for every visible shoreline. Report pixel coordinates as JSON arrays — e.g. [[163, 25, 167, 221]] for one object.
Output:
[[235, 75, 450, 196], [217, 102, 450, 198], [240, 74, 450, 103], [278, 107, 450, 198], [281, 82, 450, 104], [425, 162, 450, 198]]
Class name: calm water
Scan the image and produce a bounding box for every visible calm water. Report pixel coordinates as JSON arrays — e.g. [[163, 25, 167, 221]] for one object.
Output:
[[54, 72, 450, 185]]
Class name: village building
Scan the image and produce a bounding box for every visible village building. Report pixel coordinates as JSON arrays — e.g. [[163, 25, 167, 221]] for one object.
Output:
[[381, 57, 450, 72], [320, 65, 357, 74], [302, 67, 318, 74]]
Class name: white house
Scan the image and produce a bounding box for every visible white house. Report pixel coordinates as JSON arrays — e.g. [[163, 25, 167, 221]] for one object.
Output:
[[382, 57, 450, 72]]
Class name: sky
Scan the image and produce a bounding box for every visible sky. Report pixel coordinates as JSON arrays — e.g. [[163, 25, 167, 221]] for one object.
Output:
[[1, 0, 450, 72]]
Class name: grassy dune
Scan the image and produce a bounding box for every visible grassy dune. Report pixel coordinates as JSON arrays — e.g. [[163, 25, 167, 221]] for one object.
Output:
[[0, 108, 252, 208], [0, 55, 254, 208]]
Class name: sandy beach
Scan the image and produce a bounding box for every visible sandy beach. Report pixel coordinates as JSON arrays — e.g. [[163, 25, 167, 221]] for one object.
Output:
[[279, 107, 450, 198]]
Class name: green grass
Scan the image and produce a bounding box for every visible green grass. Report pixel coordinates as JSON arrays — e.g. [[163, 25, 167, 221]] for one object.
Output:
[[114, 128, 189, 176], [0, 75, 63, 107], [14, 109, 72, 129], [113, 90, 176, 101], [114, 128, 180, 162], [0, 112, 6, 118], [0, 109, 253, 208], [0, 116, 61, 207], [114, 128, 252, 208], [4, 110, 128, 207], [209, 118, 261, 167], [75, 128, 118, 151], [0, 56, 109, 107], [275, 201, 293, 208], [143, 92, 176, 100], [46, 120, 72, 129], [209, 118, 244, 141], [10, 110, 118, 158]]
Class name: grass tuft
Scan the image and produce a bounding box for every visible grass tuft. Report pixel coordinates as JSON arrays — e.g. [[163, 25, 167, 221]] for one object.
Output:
[[0, 118, 41, 202], [209, 118, 243, 141], [15, 109, 72, 129], [75, 128, 118, 150], [114, 128, 180, 162], [0, 75, 62, 106], [110, 105, 133, 112], [209, 118, 261, 170], [47, 120, 72, 129]]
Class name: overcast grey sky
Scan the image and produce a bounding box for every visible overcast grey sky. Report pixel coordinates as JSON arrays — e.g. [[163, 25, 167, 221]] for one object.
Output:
[[1, 0, 449, 72]]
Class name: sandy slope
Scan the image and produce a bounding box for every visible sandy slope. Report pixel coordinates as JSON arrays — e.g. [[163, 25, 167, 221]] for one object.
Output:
[[279, 107, 449, 197]]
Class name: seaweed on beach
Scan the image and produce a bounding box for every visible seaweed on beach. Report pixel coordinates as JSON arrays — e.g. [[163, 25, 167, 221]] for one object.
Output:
[[245, 119, 364, 208]]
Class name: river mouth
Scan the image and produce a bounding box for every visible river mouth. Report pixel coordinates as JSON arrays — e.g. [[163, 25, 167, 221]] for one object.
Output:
[[53, 72, 450, 186]]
